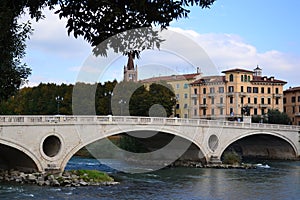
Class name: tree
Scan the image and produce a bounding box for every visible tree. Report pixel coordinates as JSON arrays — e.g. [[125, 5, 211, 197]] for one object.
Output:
[[1, 0, 216, 102], [266, 109, 291, 125]]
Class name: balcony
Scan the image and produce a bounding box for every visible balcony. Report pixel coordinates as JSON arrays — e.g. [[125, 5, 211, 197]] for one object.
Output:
[[216, 103, 225, 108], [273, 94, 283, 98], [199, 104, 207, 108], [207, 93, 215, 98], [190, 94, 198, 98], [260, 104, 269, 108], [239, 92, 247, 97], [245, 103, 255, 108], [226, 92, 234, 96]]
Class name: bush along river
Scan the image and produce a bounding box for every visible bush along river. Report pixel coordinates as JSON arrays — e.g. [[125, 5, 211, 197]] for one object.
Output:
[[0, 156, 299, 200]]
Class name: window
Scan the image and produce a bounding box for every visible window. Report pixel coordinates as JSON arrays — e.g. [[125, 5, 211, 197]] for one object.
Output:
[[194, 109, 197, 116], [203, 109, 206, 116], [275, 88, 279, 94], [193, 98, 197, 105], [253, 87, 259, 93], [284, 106, 286, 113], [176, 94, 180, 99], [261, 98, 265, 104], [184, 104, 188, 109], [211, 108, 215, 116], [220, 108, 224, 115], [203, 88, 206, 94], [219, 87, 224, 93], [254, 108, 258, 115], [248, 76, 251, 82], [292, 96, 296, 103], [184, 114, 188, 118], [248, 97, 251, 104], [244, 75, 247, 82], [268, 87, 271, 94], [261, 87, 265, 94], [261, 108, 265, 115], [276, 98, 279, 105], [230, 97, 234, 104], [241, 97, 244, 104], [247, 87, 252, 93], [184, 93, 188, 99], [220, 97, 224, 104], [283, 97, 286, 104], [176, 104, 180, 109], [254, 97, 257, 104], [241, 75, 244, 82], [210, 87, 215, 94], [268, 98, 271, 105], [293, 106, 295, 114], [230, 108, 234, 115], [241, 86, 244, 92], [176, 84, 180, 89], [298, 96, 300, 102], [228, 86, 234, 93], [229, 74, 234, 82], [211, 97, 215, 104], [194, 88, 198, 94], [184, 83, 188, 89], [203, 98, 206, 105]]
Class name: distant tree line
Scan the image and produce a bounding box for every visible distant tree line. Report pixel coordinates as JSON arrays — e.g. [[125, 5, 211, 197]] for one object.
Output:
[[0, 80, 176, 117]]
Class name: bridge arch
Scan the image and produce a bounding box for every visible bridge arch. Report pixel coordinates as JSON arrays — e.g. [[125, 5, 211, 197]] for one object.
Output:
[[220, 131, 298, 160], [60, 127, 207, 172], [0, 139, 43, 172]]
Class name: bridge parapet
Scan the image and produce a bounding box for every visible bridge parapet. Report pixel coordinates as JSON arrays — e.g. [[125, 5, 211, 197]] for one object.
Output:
[[0, 115, 299, 131]]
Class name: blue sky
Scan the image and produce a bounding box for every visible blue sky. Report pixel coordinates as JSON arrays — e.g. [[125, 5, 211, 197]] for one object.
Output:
[[23, 0, 300, 88]]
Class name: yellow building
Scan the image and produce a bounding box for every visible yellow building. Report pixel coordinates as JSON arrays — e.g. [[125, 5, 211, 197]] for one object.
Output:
[[190, 67, 287, 120], [283, 87, 300, 125], [141, 72, 202, 118]]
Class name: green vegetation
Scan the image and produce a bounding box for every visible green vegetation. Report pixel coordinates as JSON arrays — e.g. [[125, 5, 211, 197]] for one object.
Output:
[[69, 169, 114, 183], [252, 109, 291, 125], [0, 80, 176, 116], [1, 0, 215, 102], [222, 151, 241, 165]]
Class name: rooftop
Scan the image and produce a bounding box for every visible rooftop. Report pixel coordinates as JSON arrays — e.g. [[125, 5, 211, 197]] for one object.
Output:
[[140, 73, 201, 83]]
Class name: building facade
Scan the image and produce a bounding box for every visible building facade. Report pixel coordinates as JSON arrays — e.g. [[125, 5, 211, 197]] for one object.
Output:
[[190, 67, 287, 120], [283, 87, 300, 125], [141, 72, 202, 118]]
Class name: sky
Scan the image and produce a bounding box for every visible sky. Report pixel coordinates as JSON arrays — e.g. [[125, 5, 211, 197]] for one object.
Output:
[[22, 0, 300, 88]]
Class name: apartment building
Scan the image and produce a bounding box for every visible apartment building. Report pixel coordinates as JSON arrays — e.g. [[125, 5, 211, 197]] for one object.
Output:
[[283, 87, 300, 125], [141, 72, 202, 118], [190, 67, 287, 119]]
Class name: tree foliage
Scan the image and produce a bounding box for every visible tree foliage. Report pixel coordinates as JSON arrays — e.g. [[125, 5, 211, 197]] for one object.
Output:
[[0, 0, 216, 101], [252, 109, 291, 125], [0, 80, 176, 117]]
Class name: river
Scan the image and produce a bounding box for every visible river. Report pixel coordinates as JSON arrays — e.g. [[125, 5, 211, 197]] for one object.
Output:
[[0, 157, 299, 200]]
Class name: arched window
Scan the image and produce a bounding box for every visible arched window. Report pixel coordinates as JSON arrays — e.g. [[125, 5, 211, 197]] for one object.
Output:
[[248, 76, 251, 82], [241, 75, 244, 82], [244, 75, 247, 82], [229, 74, 234, 82]]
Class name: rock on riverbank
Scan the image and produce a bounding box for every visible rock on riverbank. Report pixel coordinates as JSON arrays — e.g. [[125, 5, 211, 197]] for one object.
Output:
[[0, 169, 119, 187]]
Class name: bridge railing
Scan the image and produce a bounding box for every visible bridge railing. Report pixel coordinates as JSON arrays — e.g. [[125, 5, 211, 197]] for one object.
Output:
[[0, 115, 299, 131]]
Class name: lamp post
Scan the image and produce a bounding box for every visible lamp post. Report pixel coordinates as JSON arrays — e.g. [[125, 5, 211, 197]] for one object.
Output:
[[55, 96, 63, 115], [104, 91, 113, 115], [119, 99, 126, 116]]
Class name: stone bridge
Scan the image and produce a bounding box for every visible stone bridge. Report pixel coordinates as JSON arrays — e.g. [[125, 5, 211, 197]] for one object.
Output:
[[0, 115, 299, 172]]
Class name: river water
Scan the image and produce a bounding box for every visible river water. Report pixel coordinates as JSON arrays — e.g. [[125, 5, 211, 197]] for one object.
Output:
[[0, 157, 299, 200]]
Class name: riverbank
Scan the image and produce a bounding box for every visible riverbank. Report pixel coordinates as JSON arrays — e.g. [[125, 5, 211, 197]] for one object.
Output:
[[0, 169, 119, 187]]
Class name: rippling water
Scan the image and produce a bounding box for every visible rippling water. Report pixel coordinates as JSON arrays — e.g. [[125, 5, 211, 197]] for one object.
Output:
[[1, 157, 299, 200]]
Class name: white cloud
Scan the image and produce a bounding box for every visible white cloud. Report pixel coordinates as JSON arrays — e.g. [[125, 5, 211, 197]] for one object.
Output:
[[169, 28, 300, 87]]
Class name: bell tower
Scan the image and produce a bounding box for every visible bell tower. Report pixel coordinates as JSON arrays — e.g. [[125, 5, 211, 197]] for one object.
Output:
[[124, 52, 138, 82]]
